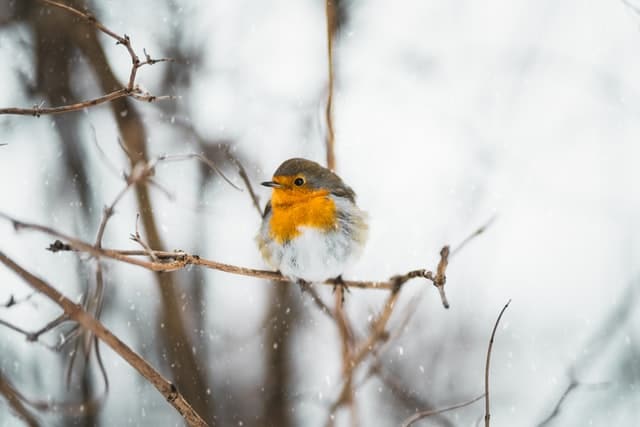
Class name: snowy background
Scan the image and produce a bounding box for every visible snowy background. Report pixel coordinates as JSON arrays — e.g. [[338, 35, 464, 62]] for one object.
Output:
[[0, 0, 639, 426]]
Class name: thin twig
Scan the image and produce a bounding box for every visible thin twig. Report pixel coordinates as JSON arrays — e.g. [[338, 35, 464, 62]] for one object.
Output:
[[0, 89, 128, 116], [230, 156, 262, 216], [89, 123, 121, 179], [0, 251, 208, 427], [298, 281, 335, 320], [325, 0, 337, 171], [156, 153, 241, 191], [450, 216, 497, 257], [401, 394, 485, 427], [329, 285, 356, 426], [0, 0, 173, 116], [130, 213, 159, 262], [484, 300, 511, 427], [536, 377, 609, 427]]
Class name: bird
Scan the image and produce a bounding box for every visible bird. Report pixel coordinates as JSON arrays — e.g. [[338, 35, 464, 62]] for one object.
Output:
[[257, 158, 368, 286]]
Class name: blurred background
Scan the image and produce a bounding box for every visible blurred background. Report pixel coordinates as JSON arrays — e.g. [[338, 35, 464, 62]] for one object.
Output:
[[0, 0, 639, 426]]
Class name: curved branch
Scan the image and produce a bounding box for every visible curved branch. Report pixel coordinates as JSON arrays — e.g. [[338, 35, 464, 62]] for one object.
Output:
[[401, 394, 485, 427], [484, 300, 511, 427]]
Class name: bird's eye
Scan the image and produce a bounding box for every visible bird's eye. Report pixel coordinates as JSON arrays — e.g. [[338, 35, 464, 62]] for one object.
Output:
[[294, 177, 305, 186]]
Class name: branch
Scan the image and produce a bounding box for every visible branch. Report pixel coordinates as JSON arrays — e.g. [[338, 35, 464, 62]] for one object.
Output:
[[325, 0, 337, 171], [0, 371, 40, 427], [0, 210, 451, 292], [0, 0, 174, 116], [484, 300, 511, 427], [536, 376, 609, 427], [400, 394, 485, 427], [0, 251, 208, 427]]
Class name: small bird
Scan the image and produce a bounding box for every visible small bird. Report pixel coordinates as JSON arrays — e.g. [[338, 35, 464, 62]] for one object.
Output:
[[257, 158, 368, 284]]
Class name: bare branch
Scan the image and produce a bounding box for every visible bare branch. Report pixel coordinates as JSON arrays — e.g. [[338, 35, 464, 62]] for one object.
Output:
[[0, 212, 454, 292], [450, 215, 497, 257], [484, 300, 511, 427], [0, 89, 128, 116], [0, 371, 40, 427], [536, 377, 609, 427], [229, 156, 262, 216], [325, 0, 337, 171], [0, 1, 174, 116], [401, 394, 485, 427], [298, 281, 335, 320], [156, 153, 241, 191], [0, 251, 208, 427], [130, 213, 159, 262]]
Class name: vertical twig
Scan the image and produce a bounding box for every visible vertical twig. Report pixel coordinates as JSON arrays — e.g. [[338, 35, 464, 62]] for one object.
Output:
[[484, 300, 511, 427], [324, 1, 356, 423], [325, 0, 337, 171]]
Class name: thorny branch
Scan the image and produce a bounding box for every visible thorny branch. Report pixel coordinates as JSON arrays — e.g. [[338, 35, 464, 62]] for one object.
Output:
[[0, 0, 175, 117], [0, 252, 209, 427]]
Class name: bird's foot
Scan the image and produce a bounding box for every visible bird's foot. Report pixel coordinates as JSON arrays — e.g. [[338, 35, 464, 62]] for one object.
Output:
[[331, 275, 350, 303], [297, 278, 311, 293]]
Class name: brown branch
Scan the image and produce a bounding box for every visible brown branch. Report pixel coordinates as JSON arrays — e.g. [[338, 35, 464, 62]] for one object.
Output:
[[484, 300, 511, 427], [325, 0, 337, 171], [330, 286, 356, 426], [0, 251, 208, 427], [326, 246, 450, 422], [130, 214, 159, 262], [0, 89, 127, 116], [34, 231, 448, 293], [400, 394, 485, 427], [0, 371, 40, 427], [230, 156, 262, 216], [0, 0, 173, 116], [1, 210, 449, 290]]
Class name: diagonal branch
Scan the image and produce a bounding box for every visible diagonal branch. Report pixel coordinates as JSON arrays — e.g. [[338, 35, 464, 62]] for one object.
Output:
[[400, 394, 485, 427], [0, 251, 208, 427], [0, 371, 40, 427]]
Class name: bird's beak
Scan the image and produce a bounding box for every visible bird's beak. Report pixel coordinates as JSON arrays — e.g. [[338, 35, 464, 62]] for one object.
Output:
[[261, 181, 283, 188]]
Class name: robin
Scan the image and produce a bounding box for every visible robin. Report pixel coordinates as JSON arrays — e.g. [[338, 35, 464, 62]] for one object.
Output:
[[257, 158, 368, 285]]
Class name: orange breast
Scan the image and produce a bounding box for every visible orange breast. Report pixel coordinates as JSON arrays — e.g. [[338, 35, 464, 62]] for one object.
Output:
[[269, 189, 337, 244]]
